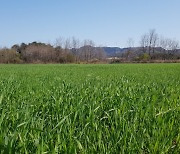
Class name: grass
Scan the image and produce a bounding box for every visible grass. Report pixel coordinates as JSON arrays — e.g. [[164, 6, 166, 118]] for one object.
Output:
[[0, 64, 179, 153]]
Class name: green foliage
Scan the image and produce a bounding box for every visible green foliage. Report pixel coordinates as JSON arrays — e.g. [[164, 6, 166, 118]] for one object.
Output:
[[0, 64, 179, 153], [139, 53, 150, 61]]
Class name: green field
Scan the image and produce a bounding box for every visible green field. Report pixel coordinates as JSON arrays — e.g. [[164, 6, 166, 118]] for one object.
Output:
[[0, 64, 179, 153]]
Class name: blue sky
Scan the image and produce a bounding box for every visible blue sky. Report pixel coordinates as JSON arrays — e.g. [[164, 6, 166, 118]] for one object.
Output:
[[0, 0, 180, 47]]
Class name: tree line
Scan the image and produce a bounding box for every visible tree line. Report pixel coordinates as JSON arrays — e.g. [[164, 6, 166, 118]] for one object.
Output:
[[0, 38, 106, 63], [118, 29, 180, 62], [0, 30, 180, 63]]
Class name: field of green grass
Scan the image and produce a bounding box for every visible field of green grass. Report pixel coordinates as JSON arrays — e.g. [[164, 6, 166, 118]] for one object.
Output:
[[0, 64, 179, 153]]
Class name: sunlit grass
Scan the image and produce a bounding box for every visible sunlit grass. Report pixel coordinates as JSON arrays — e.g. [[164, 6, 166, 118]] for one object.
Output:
[[0, 64, 179, 153]]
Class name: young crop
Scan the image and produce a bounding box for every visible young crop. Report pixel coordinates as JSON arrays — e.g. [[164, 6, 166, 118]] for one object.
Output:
[[0, 64, 179, 153]]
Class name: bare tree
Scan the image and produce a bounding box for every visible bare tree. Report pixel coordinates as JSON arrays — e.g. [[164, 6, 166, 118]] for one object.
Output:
[[167, 39, 179, 55], [160, 37, 179, 53], [64, 38, 71, 50], [159, 36, 168, 51], [22, 43, 55, 63], [148, 29, 158, 55], [140, 34, 149, 53], [151, 33, 159, 53], [127, 38, 134, 48], [79, 39, 95, 62], [0, 48, 21, 63], [140, 29, 159, 55], [71, 37, 80, 62], [54, 37, 64, 48]]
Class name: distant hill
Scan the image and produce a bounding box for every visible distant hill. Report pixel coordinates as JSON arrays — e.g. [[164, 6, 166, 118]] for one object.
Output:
[[102, 47, 128, 57], [102, 47, 178, 57]]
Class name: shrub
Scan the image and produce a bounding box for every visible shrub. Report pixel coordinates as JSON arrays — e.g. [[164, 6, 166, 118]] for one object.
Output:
[[0, 49, 22, 63]]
